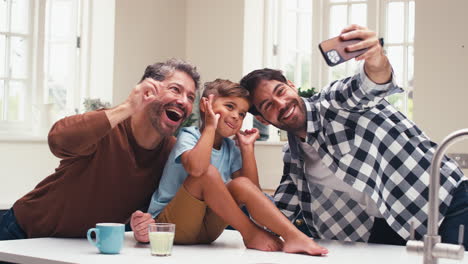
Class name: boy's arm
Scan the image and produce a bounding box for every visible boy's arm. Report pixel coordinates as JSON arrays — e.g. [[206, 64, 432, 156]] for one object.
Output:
[[232, 128, 260, 188], [180, 126, 216, 177], [180, 95, 220, 177]]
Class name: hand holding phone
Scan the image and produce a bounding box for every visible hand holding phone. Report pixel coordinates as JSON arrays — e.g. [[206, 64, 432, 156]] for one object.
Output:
[[318, 36, 367, 67]]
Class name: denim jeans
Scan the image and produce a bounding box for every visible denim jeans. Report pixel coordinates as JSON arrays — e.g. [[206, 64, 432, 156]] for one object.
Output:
[[0, 208, 27, 240], [439, 180, 468, 249], [370, 180, 468, 250]]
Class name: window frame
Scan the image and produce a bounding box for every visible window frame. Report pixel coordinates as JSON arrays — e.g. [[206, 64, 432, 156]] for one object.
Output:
[[379, 0, 414, 117], [0, 0, 36, 133], [0, 0, 90, 137], [320, 0, 379, 89]]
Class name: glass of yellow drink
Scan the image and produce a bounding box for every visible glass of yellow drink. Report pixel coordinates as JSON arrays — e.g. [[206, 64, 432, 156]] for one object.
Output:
[[148, 223, 175, 256]]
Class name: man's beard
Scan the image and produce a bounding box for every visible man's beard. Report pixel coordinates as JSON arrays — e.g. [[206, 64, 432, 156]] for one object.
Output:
[[148, 101, 186, 136], [271, 99, 306, 135]]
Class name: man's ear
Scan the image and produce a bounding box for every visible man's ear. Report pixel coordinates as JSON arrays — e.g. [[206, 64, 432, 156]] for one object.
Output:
[[255, 115, 270, 125], [287, 80, 297, 92]]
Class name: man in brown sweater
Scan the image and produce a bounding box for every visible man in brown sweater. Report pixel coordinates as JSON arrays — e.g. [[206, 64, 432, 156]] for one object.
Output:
[[0, 58, 200, 239]]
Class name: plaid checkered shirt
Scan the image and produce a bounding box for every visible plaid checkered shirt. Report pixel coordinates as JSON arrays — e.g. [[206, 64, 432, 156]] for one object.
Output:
[[274, 66, 465, 242]]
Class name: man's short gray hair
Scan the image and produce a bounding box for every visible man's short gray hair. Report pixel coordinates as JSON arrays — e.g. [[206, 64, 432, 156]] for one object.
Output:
[[139, 58, 200, 90]]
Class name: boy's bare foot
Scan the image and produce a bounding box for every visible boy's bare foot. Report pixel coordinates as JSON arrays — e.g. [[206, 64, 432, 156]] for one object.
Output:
[[283, 233, 328, 256], [243, 228, 283, 252]]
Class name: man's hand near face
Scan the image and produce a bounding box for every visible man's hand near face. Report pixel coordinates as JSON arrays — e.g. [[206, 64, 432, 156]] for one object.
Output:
[[125, 78, 162, 115], [340, 24, 392, 84], [105, 78, 162, 128]]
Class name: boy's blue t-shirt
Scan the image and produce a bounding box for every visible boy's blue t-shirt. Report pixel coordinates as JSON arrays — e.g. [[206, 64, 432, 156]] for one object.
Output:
[[147, 126, 243, 217]]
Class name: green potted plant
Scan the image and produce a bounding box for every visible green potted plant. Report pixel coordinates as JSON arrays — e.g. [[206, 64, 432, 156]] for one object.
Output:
[[82, 98, 111, 112], [297, 87, 316, 98]]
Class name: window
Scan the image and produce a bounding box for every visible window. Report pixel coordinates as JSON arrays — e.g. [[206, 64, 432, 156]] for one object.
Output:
[[0, 0, 87, 136], [44, 0, 83, 116], [382, 0, 414, 118], [0, 0, 34, 130], [325, 0, 369, 82], [273, 0, 313, 90], [265, 0, 415, 140]]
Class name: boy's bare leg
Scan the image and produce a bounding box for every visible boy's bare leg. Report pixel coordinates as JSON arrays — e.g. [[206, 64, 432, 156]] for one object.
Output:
[[183, 165, 283, 251], [227, 177, 329, 256]]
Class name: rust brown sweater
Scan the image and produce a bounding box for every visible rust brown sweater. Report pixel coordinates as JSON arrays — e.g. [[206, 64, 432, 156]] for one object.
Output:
[[13, 110, 175, 238]]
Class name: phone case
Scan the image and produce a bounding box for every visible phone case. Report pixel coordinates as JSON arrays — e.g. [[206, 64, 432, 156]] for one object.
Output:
[[318, 36, 367, 67]]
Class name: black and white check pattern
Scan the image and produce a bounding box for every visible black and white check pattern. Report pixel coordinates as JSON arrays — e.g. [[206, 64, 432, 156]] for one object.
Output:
[[274, 67, 465, 242]]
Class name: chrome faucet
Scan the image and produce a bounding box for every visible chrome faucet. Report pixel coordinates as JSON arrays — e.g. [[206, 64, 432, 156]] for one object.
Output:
[[406, 128, 467, 264]]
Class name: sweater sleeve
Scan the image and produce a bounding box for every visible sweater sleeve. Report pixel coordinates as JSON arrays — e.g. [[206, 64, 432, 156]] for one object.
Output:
[[48, 110, 112, 159]]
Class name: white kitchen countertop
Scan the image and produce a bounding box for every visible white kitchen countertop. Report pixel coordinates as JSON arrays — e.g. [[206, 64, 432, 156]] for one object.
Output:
[[0, 230, 465, 264], [0, 201, 14, 210]]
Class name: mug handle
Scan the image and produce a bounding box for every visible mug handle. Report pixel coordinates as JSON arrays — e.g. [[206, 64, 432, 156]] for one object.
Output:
[[87, 228, 100, 248]]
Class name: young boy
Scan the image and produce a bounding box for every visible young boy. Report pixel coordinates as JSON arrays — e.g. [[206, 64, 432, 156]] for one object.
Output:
[[130, 79, 328, 255]]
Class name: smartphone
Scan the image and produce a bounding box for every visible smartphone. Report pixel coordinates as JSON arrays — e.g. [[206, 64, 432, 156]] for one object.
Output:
[[318, 36, 367, 67]]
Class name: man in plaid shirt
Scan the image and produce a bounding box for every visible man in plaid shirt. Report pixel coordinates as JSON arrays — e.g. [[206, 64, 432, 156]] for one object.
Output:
[[241, 25, 467, 248]]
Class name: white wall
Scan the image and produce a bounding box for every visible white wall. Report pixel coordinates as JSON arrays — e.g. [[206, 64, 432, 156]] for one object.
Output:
[[254, 142, 284, 191], [87, 0, 115, 104], [0, 140, 59, 208], [413, 0, 468, 175], [413, 0, 468, 149], [112, 0, 186, 105], [185, 0, 245, 83]]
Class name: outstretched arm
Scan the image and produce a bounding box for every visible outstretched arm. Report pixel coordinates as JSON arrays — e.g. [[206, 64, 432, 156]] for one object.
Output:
[[321, 25, 400, 112], [340, 24, 392, 84]]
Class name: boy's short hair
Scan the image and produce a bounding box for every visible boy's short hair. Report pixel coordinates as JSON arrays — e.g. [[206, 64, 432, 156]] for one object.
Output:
[[202, 79, 249, 101], [239, 68, 287, 115]]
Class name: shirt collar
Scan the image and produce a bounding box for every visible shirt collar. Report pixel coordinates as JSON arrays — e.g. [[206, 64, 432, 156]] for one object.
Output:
[[287, 97, 320, 159]]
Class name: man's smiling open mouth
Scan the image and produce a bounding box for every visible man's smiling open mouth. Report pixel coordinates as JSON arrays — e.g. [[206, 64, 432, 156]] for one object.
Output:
[[279, 104, 295, 121], [165, 108, 185, 123]]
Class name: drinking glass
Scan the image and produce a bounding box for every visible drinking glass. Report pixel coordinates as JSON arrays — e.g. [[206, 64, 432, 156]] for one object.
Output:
[[148, 223, 175, 256]]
